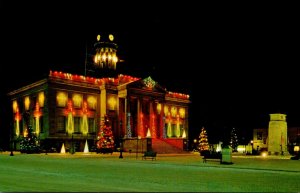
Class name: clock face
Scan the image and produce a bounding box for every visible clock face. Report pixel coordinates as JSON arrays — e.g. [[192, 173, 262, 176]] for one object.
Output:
[[109, 34, 114, 41]]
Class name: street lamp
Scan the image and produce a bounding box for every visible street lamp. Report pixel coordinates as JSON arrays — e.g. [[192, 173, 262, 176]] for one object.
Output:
[[136, 136, 141, 160], [250, 140, 254, 154], [119, 136, 123, 159], [70, 132, 75, 154], [9, 127, 14, 156], [193, 139, 197, 151]]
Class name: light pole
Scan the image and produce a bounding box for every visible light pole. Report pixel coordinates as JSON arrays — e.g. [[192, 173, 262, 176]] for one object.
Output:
[[119, 136, 123, 159], [70, 133, 75, 154], [9, 127, 14, 156], [136, 137, 138, 160], [251, 140, 254, 155]]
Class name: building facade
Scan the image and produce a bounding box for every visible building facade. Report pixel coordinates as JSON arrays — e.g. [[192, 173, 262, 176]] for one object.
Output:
[[8, 70, 190, 153]]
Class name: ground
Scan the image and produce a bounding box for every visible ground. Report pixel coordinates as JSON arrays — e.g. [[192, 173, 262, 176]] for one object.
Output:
[[0, 151, 299, 192]]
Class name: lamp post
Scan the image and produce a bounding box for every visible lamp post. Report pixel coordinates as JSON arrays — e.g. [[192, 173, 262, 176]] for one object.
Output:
[[9, 126, 14, 156], [193, 139, 197, 151], [136, 137, 139, 160], [70, 132, 75, 154], [250, 140, 254, 155], [119, 136, 123, 159]]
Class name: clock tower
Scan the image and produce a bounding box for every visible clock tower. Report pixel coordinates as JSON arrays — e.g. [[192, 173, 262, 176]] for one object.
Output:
[[86, 33, 119, 78]]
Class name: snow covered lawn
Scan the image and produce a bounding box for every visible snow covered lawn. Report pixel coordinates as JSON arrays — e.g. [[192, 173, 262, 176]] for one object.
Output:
[[0, 152, 299, 192]]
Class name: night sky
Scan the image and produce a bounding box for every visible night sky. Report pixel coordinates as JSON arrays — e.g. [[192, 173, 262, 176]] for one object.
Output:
[[1, 2, 299, 147]]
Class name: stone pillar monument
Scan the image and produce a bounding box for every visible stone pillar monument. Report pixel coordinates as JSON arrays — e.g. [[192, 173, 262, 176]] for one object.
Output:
[[268, 113, 288, 155]]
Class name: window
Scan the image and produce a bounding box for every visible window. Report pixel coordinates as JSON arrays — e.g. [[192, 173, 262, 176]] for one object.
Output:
[[74, 117, 81, 133], [88, 118, 95, 133], [34, 116, 44, 134], [72, 94, 83, 108], [57, 92, 68, 107], [56, 116, 66, 133], [257, 132, 262, 140], [87, 95, 97, 110]]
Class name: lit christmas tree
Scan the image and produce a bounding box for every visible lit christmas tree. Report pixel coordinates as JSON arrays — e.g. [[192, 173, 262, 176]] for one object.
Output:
[[198, 126, 209, 152], [19, 112, 41, 154], [230, 127, 239, 152], [96, 115, 115, 154]]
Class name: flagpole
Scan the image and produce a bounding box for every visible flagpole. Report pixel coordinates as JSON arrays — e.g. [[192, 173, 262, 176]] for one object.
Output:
[[84, 42, 87, 76]]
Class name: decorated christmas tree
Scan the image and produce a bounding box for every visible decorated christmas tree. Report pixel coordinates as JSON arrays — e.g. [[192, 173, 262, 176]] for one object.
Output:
[[198, 126, 209, 152], [96, 115, 115, 154], [19, 112, 41, 154], [230, 127, 239, 152]]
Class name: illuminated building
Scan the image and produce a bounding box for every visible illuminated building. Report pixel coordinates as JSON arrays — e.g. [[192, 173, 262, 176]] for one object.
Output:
[[7, 34, 190, 153]]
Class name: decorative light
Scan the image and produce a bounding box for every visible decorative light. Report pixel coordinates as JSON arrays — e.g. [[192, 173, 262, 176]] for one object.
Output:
[[57, 92, 68, 107], [164, 105, 169, 116], [143, 76, 156, 89], [182, 129, 186, 138], [94, 34, 118, 70], [171, 106, 177, 117], [24, 96, 30, 110], [107, 96, 117, 110], [38, 92, 45, 107], [12, 100, 18, 113], [156, 103, 161, 114], [87, 95, 97, 109], [109, 34, 114, 41], [72, 94, 83, 108], [179, 108, 185, 118], [146, 128, 151, 138]]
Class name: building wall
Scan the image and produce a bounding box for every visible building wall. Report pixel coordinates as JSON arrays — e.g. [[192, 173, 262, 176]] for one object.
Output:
[[253, 128, 268, 151], [8, 73, 190, 152]]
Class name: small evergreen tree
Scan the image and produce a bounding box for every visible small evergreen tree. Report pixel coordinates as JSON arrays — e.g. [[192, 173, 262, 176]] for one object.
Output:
[[230, 127, 239, 152], [19, 112, 40, 153], [96, 115, 115, 154], [198, 126, 209, 152]]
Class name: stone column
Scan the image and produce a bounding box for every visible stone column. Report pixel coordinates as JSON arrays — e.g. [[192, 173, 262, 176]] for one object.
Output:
[[268, 113, 288, 155], [137, 98, 142, 137]]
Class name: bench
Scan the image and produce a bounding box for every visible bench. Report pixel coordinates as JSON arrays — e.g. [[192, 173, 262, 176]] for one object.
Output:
[[142, 151, 157, 160], [201, 151, 222, 163]]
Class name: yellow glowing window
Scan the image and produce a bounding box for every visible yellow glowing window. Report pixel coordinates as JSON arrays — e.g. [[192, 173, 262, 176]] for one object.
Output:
[[38, 92, 45, 107], [56, 92, 68, 107], [24, 96, 30, 110], [107, 95, 117, 110], [13, 100, 18, 113], [72, 94, 83, 108], [157, 103, 161, 114], [179, 108, 185, 118], [171, 106, 177, 117], [164, 105, 169, 116], [87, 95, 97, 110]]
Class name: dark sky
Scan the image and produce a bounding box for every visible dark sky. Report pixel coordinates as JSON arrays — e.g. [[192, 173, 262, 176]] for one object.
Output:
[[1, 1, 299, 145]]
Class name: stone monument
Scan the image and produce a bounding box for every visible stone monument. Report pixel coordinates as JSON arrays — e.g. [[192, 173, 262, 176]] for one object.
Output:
[[268, 113, 288, 155]]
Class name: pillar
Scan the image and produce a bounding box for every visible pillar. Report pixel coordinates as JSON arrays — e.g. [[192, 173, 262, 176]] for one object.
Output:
[[268, 113, 288, 155]]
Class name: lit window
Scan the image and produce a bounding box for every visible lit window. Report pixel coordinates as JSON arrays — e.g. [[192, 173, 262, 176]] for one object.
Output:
[[107, 95, 117, 110], [171, 106, 177, 117], [164, 105, 169, 116], [87, 95, 97, 109], [57, 92, 68, 107], [38, 92, 45, 107], [72, 94, 83, 108], [24, 96, 30, 110], [179, 108, 185, 118]]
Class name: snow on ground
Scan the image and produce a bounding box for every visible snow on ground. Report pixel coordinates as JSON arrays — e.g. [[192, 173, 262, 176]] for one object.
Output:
[[0, 152, 299, 192]]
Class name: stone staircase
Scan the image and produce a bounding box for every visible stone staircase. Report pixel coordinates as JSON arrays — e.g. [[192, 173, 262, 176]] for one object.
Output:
[[151, 138, 188, 154]]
